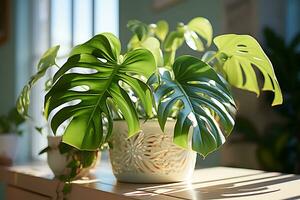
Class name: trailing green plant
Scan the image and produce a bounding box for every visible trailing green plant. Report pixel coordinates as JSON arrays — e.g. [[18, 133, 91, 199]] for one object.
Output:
[[43, 17, 282, 158], [39, 142, 98, 197], [0, 107, 25, 135], [17, 45, 60, 119]]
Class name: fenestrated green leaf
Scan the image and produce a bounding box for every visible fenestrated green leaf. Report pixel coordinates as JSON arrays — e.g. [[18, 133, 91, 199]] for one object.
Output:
[[155, 56, 236, 157], [187, 17, 213, 48], [45, 33, 156, 150], [214, 34, 283, 106], [16, 45, 60, 117]]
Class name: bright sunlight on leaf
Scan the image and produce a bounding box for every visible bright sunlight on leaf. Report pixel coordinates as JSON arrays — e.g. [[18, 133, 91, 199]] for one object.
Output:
[[155, 55, 236, 157], [44, 33, 156, 150], [214, 34, 283, 106]]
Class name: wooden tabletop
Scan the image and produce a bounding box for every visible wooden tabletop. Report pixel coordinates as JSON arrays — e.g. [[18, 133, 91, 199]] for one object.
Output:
[[0, 160, 300, 200]]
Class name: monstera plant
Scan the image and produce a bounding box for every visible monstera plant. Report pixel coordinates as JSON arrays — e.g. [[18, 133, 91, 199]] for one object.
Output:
[[41, 17, 282, 183], [126, 17, 282, 156], [16, 45, 99, 192]]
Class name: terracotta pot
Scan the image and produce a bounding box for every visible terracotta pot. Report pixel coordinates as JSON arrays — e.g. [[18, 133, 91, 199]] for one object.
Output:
[[109, 120, 196, 183], [47, 136, 99, 178]]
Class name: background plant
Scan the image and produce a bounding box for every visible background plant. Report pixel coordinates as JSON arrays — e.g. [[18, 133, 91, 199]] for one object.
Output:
[[0, 107, 24, 135], [234, 28, 299, 174]]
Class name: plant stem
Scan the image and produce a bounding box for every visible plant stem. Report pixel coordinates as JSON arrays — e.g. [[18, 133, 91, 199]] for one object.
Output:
[[205, 51, 220, 63], [54, 63, 60, 69]]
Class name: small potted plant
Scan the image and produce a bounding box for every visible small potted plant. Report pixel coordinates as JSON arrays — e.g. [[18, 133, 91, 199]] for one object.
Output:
[[16, 46, 99, 180], [44, 17, 282, 183], [0, 107, 25, 166]]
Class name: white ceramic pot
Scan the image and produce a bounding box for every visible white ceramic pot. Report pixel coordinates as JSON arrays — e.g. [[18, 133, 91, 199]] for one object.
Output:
[[0, 133, 19, 164], [47, 136, 99, 178], [109, 120, 197, 183]]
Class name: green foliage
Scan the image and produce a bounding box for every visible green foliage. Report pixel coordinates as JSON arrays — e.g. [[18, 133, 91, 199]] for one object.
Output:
[[0, 107, 25, 134], [258, 28, 300, 173], [234, 28, 299, 174], [263, 28, 300, 117], [16, 45, 60, 118], [128, 35, 163, 66], [41, 18, 283, 159], [127, 17, 213, 67], [44, 33, 156, 150], [154, 56, 236, 156], [185, 17, 213, 50], [127, 20, 149, 41], [154, 20, 169, 41], [213, 34, 282, 106]]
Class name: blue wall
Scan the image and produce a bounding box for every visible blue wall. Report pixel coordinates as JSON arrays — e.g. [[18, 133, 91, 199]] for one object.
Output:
[[0, 0, 31, 164], [119, 0, 222, 53], [0, 0, 16, 115]]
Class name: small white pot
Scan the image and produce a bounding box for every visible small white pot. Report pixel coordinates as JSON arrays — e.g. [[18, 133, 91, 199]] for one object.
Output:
[[47, 136, 99, 178], [0, 133, 19, 164], [109, 120, 197, 183]]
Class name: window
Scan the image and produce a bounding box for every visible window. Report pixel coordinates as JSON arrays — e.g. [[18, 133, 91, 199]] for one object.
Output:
[[30, 0, 119, 159]]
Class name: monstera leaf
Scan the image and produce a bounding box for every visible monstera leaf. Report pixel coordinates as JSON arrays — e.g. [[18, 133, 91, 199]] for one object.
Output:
[[155, 55, 236, 156], [17, 45, 60, 117], [44, 33, 156, 150], [214, 34, 283, 106], [184, 17, 213, 51]]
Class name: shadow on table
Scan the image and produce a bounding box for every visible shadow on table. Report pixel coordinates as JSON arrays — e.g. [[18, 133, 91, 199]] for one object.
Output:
[[123, 171, 298, 199]]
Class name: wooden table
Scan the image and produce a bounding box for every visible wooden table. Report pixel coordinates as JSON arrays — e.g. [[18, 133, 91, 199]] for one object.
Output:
[[0, 161, 299, 200]]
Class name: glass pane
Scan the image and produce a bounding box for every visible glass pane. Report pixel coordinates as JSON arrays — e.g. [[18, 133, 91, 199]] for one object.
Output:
[[51, 0, 72, 58], [95, 0, 119, 36], [74, 0, 93, 45]]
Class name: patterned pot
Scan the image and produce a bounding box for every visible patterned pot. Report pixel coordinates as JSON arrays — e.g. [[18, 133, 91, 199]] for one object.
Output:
[[109, 120, 197, 183]]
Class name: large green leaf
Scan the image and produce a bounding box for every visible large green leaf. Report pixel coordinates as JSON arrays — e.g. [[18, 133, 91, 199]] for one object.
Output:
[[17, 45, 60, 117], [214, 34, 283, 106], [155, 55, 236, 156], [44, 33, 156, 150]]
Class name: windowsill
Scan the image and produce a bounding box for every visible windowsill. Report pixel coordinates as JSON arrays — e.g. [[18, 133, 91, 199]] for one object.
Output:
[[0, 161, 300, 199]]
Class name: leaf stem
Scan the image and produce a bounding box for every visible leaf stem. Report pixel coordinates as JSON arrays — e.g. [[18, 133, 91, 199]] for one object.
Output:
[[205, 51, 220, 63], [54, 63, 60, 69]]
